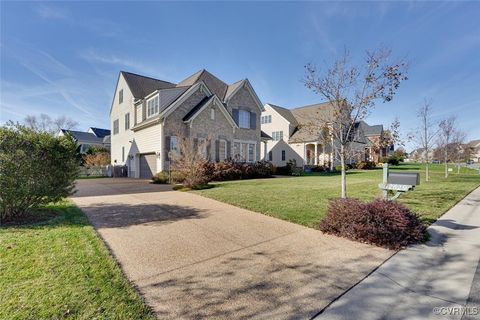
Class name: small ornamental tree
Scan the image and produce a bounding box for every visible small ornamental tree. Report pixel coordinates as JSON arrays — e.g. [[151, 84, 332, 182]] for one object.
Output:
[[412, 99, 439, 182], [304, 48, 408, 198], [83, 147, 111, 167], [0, 123, 79, 223], [169, 129, 214, 189]]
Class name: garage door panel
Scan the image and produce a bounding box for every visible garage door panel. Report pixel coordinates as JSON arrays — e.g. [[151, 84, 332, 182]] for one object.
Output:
[[139, 154, 156, 179]]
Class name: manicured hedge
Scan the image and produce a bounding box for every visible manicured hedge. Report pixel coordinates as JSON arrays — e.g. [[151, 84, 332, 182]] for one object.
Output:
[[320, 198, 426, 249]]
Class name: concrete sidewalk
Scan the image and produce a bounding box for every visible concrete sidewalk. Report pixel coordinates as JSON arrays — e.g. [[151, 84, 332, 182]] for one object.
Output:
[[316, 186, 480, 320]]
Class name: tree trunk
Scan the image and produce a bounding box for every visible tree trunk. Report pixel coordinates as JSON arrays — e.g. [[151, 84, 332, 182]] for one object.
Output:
[[425, 163, 429, 182], [457, 163, 460, 174], [340, 144, 347, 199], [444, 150, 448, 178]]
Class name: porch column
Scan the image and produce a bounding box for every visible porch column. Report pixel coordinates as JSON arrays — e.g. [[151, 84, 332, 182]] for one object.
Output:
[[322, 144, 326, 166], [314, 143, 318, 165], [263, 141, 267, 161], [303, 143, 306, 167]]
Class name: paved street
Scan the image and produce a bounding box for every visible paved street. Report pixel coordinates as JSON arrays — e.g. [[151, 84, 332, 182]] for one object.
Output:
[[71, 178, 392, 319]]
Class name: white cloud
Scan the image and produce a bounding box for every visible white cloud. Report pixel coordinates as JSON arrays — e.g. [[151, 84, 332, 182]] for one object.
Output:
[[35, 4, 70, 20], [79, 49, 169, 78]]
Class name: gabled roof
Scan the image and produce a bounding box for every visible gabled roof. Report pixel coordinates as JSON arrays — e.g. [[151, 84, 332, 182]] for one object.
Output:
[[177, 69, 228, 99], [61, 129, 103, 144], [468, 139, 480, 147], [121, 71, 176, 99], [261, 131, 272, 140], [158, 86, 190, 114], [287, 103, 335, 143], [358, 121, 383, 136], [267, 103, 298, 126], [182, 96, 214, 121], [89, 127, 110, 138], [225, 79, 245, 100], [290, 102, 335, 124]]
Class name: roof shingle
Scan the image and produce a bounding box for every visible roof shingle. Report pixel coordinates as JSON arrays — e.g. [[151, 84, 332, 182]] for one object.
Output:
[[121, 71, 176, 99]]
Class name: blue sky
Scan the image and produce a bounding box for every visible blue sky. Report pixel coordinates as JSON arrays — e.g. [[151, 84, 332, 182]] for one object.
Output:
[[1, 1, 479, 151]]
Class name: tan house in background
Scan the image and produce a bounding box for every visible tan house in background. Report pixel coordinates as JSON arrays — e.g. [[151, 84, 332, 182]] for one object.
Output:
[[260, 103, 390, 167], [110, 70, 264, 178], [467, 140, 480, 162]]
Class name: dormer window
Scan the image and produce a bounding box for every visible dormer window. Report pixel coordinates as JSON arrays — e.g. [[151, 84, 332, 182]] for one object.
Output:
[[147, 95, 159, 118]]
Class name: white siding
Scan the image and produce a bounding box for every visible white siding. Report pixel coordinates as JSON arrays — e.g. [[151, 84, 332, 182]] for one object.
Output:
[[110, 73, 163, 177], [261, 104, 303, 166], [135, 104, 142, 125], [110, 74, 135, 168]]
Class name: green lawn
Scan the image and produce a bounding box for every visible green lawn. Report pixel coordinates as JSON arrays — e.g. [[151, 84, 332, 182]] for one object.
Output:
[[195, 163, 480, 228], [0, 201, 155, 320]]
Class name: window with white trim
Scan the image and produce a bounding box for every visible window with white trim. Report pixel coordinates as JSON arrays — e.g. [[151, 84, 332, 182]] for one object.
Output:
[[211, 108, 215, 120], [272, 131, 283, 141], [261, 115, 272, 124], [238, 110, 250, 129], [147, 95, 159, 118], [233, 141, 256, 162]]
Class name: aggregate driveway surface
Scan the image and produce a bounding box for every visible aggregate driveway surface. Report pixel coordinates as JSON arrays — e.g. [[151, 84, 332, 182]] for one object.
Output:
[[71, 178, 393, 319]]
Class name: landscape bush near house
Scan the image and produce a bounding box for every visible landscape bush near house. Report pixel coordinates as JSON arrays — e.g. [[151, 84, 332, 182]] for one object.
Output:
[[169, 161, 274, 186], [0, 123, 79, 223], [206, 160, 274, 181], [319, 198, 426, 250], [274, 159, 301, 176], [355, 161, 377, 170], [152, 172, 170, 184], [380, 154, 404, 166]]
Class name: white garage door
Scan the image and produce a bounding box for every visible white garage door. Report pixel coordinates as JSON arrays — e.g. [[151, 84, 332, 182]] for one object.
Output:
[[139, 153, 156, 179]]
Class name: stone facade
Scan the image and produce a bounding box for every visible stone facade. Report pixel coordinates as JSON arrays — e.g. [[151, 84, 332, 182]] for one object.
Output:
[[110, 70, 263, 178]]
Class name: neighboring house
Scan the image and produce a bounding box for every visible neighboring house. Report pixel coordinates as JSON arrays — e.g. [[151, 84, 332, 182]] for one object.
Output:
[[260, 103, 390, 167], [467, 139, 480, 162], [408, 147, 435, 163], [58, 127, 111, 153], [110, 70, 264, 179]]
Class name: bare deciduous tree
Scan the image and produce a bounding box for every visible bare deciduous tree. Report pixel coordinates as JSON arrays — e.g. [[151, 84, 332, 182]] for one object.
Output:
[[168, 125, 215, 188], [413, 99, 439, 182], [24, 113, 78, 135], [303, 48, 408, 198], [451, 130, 466, 174], [437, 116, 462, 178]]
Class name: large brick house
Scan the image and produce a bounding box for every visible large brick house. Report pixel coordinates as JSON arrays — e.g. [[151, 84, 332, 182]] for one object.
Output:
[[110, 70, 264, 178]]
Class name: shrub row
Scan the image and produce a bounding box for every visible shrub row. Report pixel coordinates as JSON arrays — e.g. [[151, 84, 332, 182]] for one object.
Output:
[[204, 160, 274, 181], [153, 161, 274, 186], [320, 198, 426, 249]]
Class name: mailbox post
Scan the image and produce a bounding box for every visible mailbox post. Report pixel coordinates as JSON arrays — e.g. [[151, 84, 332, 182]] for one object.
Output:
[[379, 163, 420, 201]]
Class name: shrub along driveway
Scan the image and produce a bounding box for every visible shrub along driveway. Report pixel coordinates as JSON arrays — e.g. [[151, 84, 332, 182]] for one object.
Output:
[[72, 178, 392, 319]]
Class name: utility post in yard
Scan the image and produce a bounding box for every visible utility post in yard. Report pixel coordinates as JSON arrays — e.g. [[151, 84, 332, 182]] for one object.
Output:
[[382, 163, 389, 199]]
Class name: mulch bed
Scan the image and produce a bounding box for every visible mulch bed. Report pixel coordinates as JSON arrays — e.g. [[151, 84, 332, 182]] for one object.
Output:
[[1, 210, 58, 227]]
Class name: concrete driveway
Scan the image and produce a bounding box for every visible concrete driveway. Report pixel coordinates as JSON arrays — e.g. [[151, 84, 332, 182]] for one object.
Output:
[[71, 178, 392, 319]]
